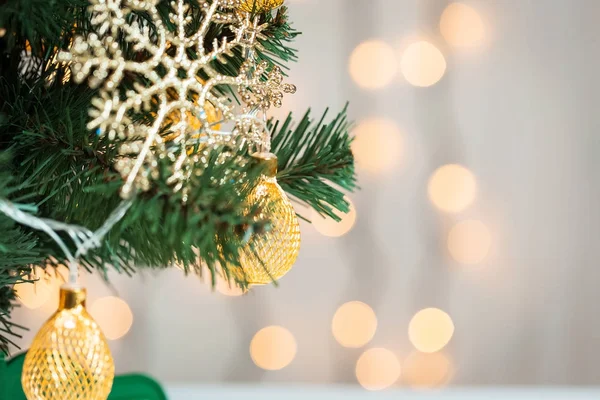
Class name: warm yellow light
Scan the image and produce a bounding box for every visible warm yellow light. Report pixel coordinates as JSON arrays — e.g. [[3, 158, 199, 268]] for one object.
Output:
[[408, 308, 454, 353], [15, 266, 61, 310], [22, 287, 114, 400], [355, 348, 401, 391], [447, 219, 491, 264], [428, 164, 476, 213], [440, 3, 485, 48], [332, 301, 377, 348], [349, 40, 397, 89], [89, 296, 134, 340], [199, 265, 248, 297], [403, 351, 453, 388], [250, 326, 297, 370], [351, 118, 402, 174], [215, 278, 247, 297], [400, 41, 446, 87], [312, 197, 357, 238]]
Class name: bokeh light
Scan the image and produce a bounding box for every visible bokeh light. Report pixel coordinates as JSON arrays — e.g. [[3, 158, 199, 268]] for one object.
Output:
[[332, 301, 377, 348], [400, 41, 446, 87], [447, 219, 491, 264], [90, 296, 134, 340], [351, 118, 403, 174], [355, 348, 401, 391], [312, 197, 357, 238], [403, 351, 453, 388], [15, 266, 65, 310], [250, 326, 297, 370], [440, 3, 485, 48], [349, 40, 397, 89], [428, 164, 477, 213], [408, 308, 454, 353], [214, 279, 247, 296], [195, 263, 247, 297]]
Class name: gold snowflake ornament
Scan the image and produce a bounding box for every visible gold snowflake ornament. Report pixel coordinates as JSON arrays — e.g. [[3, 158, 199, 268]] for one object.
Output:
[[59, 0, 294, 197]]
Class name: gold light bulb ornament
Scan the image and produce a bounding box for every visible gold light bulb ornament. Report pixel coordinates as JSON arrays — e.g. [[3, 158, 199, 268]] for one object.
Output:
[[238, 0, 284, 13], [22, 285, 115, 400], [238, 152, 301, 285]]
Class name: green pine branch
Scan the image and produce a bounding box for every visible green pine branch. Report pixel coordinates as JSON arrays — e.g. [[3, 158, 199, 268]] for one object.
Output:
[[0, 153, 45, 355], [272, 105, 357, 221], [0, 0, 356, 356]]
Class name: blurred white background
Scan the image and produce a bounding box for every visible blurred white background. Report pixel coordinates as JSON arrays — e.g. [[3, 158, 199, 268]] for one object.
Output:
[[12, 0, 600, 390]]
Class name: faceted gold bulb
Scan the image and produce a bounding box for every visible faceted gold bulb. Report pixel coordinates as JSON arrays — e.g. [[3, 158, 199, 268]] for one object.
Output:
[[22, 286, 115, 400], [238, 153, 301, 285], [238, 0, 284, 13]]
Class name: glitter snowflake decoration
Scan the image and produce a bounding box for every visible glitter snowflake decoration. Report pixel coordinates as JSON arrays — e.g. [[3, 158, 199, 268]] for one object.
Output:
[[59, 0, 295, 196]]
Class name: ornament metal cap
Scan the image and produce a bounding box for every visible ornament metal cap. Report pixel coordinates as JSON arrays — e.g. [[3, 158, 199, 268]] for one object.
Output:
[[252, 152, 278, 177], [59, 285, 87, 310]]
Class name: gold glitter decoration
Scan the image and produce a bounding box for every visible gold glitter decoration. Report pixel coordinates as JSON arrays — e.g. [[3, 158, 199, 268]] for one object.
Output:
[[237, 153, 300, 285], [238, 0, 285, 13], [22, 286, 114, 400], [58, 0, 295, 197]]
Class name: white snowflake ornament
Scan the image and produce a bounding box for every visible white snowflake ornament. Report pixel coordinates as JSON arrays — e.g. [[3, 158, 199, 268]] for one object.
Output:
[[59, 0, 294, 196]]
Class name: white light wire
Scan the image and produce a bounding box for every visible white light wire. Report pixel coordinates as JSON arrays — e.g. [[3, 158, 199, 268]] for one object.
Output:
[[0, 199, 133, 284]]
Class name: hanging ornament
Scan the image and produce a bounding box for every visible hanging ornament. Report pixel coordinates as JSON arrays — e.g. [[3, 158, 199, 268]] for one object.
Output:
[[237, 152, 300, 285], [238, 0, 285, 13], [22, 286, 115, 400]]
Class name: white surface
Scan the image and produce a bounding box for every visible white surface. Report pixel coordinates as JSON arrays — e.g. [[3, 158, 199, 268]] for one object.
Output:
[[165, 386, 600, 400]]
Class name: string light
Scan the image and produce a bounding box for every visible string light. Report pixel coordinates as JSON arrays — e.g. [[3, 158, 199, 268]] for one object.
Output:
[[447, 219, 491, 264], [312, 197, 357, 238], [89, 296, 134, 340], [408, 308, 454, 353], [355, 348, 401, 391], [440, 3, 485, 48], [428, 164, 477, 213], [349, 40, 397, 89], [250, 326, 297, 371], [400, 41, 446, 87], [331, 301, 377, 348], [351, 118, 403, 174]]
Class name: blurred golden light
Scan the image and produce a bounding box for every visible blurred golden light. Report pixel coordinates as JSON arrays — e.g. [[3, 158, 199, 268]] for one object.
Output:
[[215, 279, 247, 297], [332, 301, 377, 348], [195, 263, 248, 297], [447, 219, 491, 264], [408, 308, 454, 353], [400, 41, 446, 87], [90, 296, 134, 340], [349, 40, 397, 89], [250, 326, 297, 371], [428, 164, 476, 213], [440, 3, 485, 48], [403, 351, 453, 388], [355, 348, 401, 391], [0, 28, 6, 38], [15, 266, 63, 310], [312, 197, 357, 238], [351, 118, 403, 174]]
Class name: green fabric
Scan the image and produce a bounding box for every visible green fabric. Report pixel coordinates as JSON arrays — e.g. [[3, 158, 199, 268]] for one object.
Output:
[[0, 353, 167, 400]]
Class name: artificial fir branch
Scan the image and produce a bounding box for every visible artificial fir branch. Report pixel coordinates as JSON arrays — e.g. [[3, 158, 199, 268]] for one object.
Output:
[[0, 0, 355, 354], [272, 105, 357, 221]]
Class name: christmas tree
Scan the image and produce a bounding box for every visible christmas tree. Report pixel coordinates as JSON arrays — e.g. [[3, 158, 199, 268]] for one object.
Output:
[[0, 0, 355, 372]]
